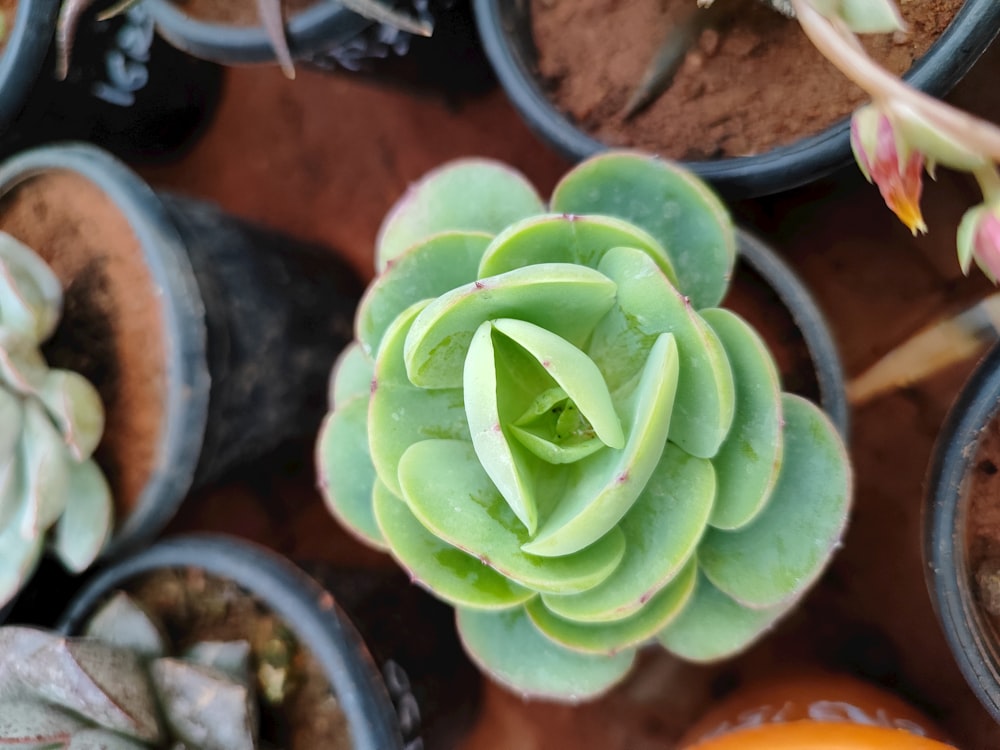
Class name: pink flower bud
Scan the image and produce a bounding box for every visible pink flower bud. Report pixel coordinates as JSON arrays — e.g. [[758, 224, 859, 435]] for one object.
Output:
[[975, 208, 1000, 283], [851, 106, 927, 236]]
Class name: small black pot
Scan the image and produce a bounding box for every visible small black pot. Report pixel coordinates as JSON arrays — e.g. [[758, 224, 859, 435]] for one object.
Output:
[[925, 343, 1000, 722], [734, 228, 848, 438], [0, 0, 222, 162], [473, 0, 1000, 199], [56, 535, 406, 750], [0, 142, 361, 559]]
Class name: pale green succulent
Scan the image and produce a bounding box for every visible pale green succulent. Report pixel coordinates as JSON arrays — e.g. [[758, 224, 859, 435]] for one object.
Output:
[[0, 231, 111, 610], [317, 151, 852, 701], [0, 592, 260, 748]]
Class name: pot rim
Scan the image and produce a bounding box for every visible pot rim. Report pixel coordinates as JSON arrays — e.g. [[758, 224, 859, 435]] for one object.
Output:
[[684, 720, 955, 749], [925, 342, 1000, 722], [473, 0, 1000, 199], [0, 0, 60, 131], [145, 0, 373, 64], [56, 533, 404, 750], [0, 141, 211, 559], [735, 228, 849, 438]]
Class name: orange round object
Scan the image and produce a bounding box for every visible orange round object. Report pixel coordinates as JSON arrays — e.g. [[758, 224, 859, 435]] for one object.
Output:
[[679, 673, 955, 750]]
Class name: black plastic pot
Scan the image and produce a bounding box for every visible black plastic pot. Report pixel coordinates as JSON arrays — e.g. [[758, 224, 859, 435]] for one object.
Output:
[[734, 228, 849, 438], [925, 343, 1000, 723], [0, 142, 361, 559], [57, 535, 406, 750], [473, 0, 1000, 199], [0, 0, 222, 162]]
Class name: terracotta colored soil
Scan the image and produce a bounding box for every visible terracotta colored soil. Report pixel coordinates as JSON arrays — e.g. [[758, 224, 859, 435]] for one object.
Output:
[[0, 0, 17, 53], [128, 568, 353, 750], [967, 413, 1000, 626], [532, 0, 963, 159], [0, 172, 164, 522], [172, 0, 316, 25]]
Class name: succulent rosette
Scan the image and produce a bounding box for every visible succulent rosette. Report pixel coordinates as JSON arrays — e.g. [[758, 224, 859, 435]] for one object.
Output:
[[0, 231, 111, 610], [317, 152, 852, 700]]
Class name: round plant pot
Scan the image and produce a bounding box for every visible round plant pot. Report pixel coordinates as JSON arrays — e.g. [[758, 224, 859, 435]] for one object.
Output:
[[0, 0, 222, 162], [733, 228, 848, 437], [925, 342, 1000, 723], [473, 0, 1000, 199], [0, 142, 361, 561], [677, 672, 954, 749], [56, 535, 406, 750]]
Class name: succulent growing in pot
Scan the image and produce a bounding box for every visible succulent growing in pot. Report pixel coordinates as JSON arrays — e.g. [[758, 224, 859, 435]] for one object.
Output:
[[0, 231, 110, 610], [0, 592, 264, 748], [317, 150, 853, 700]]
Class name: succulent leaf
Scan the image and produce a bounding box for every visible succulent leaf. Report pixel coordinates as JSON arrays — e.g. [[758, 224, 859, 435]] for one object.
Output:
[[67, 727, 152, 749], [38, 370, 105, 463], [373, 480, 535, 610], [0, 389, 21, 462], [399, 439, 627, 595], [328, 341, 374, 409], [0, 700, 86, 746], [697, 395, 851, 608], [657, 572, 792, 662], [183, 641, 252, 687], [456, 606, 636, 702], [0, 232, 62, 343], [592, 246, 734, 458], [0, 526, 43, 609], [541, 443, 715, 623], [525, 558, 696, 655], [83, 593, 165, 659], [550, 152, 735, 310], [17, 400, 70, 540], [358, 231, 492, 356], [478, 213, 678, 289], [376, 160, 545, 271], [51, 459, 112, 574], [403, 264, 618, 388], [701, 308, 783, 530], [150, 659, 256, 750], [316, 397, 387, 550]]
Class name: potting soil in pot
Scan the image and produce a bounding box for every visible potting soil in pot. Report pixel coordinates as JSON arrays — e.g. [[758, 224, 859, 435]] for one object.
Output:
[[967, 413, 1000, 633], [0, 0, 16, 53], [126, 568, 353, 750], [0, 171, 164, 523], [170, 0, 316, 25], [531, 0, 963, 159]]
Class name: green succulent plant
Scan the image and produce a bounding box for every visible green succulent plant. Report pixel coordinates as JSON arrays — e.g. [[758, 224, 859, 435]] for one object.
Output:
[[0, 592, 261, 748], [317, 151, 852, 701], [0, 231, 111, 610]]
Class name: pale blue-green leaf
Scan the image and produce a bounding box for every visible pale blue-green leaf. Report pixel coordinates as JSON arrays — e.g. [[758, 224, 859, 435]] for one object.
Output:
[[525, 558, 696, 654], [592, 246, 734, 458], [0, 231, 62, 340], [0, 336, 47, 396], [957, 205, 985, 275], [542, 443, 714, 622], [183, 642, 252, 687], [373, 480, 534, 610], [494, 318, 624, 449], [478, 213, 678, 288], [369, 303, 469, 496], [67, 728, 153, 749], [0, 260, 48, 344], [52, 459, 112, 574], [0, 456, 18, 529], [0, 524, 43, 609], [698, 394, 852, 608], [0, 700, 86, 746], [403, 264, 618, 388], [38, 369, 105, 462], [550, 152, 735, 309], [18, 399, 69, 539], [84, 592, 165, 658], [399, 439, 626, 595], [701, 308, 782, 530], [657, 572, 791, 662], [0, 387, 21, 462], [316, 396, 386, 550], [457, 606, 635, 701], [328, 341, 374, 409], [376, 160, 544, 270], [358, 231, 492, 355], [522, 332, 678, 557], [464, 322, 538, 533]]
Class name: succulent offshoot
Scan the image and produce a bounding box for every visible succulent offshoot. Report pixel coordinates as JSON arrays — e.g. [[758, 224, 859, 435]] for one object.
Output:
[[0, 593, 263, 749], [317, 151, 852, 701], [0, 231, 112, 610]]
